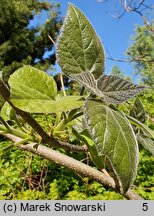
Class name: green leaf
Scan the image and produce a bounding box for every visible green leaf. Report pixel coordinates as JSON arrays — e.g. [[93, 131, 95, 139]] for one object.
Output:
[[72, 128, 105, 169], [56, 4, 145, 104], [9, 65, 57, 100], [56, 4, 105, 79], [9, 66, 84, 113], [126, 115, 154, 138], [137, 134, 154, 156], [130, 98, 146, 124], [10, 95, 84, 113], [0, 102, 16, 121], [84, 99, 139, 194]]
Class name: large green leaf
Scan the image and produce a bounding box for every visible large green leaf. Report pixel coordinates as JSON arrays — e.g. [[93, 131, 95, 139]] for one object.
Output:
[[84, 99, 139, 194], [9, 66, 84, 113], [9, 65, 57, 100], [10, 95, 84, 113], [56, 4, 105, 79]]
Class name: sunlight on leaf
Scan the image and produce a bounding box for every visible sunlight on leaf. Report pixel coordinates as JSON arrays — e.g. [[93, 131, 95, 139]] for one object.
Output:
[[84, 99, 139, 194], [9, 66, 84, 113]]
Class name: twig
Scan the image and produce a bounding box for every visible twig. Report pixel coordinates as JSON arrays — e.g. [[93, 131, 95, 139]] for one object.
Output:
[[60, 73, 66, 97]]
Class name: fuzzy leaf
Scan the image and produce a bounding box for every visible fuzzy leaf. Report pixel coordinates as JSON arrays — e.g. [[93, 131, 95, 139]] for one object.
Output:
[[130, 98, 146, 124], [56, 4, 105, 79], [96, 75, 145, 104], [137, 134, 154, 155], [84, 99, 139, 194]]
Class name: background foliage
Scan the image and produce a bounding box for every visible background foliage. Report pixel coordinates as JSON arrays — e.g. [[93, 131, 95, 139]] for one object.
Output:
[[0, 0, 62, 81]]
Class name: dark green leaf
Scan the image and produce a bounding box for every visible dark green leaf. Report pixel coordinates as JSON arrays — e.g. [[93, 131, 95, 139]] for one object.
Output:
[[56, 4, 105, 79], [84, 99, 139, 194]]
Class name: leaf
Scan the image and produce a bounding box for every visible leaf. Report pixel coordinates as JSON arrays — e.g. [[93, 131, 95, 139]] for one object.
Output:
[[130, 98, 146, 124], [9, 66, 84, 113], [84, 99, 139, 194], [56, 4, 105, 79], [137, 134, 154, 156], [126, 115, 154, 138], [10, 95, 84, 113], [96, 75, 145, 104], [72, 128, 105, 169], [0, 102, 16, 121], [9, 65, 57, 100]]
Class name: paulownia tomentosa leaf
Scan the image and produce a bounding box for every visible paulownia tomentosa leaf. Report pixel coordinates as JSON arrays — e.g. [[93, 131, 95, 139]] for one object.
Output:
[[9, 66, 84, 113], [56, 4, 145, 104], [84, 99, 139, 194]]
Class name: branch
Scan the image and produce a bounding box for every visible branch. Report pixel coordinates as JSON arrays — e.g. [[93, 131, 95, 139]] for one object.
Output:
[[3, 133, 144, 200], [107, 56, 154, 63]]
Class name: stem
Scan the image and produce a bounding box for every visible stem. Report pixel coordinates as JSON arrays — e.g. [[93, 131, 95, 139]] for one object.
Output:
[[0, 124, 29, 139], [60, 73, 66, 97]]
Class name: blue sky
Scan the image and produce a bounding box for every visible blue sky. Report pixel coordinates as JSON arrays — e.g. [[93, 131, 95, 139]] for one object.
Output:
[[31, 0, 153, 82]]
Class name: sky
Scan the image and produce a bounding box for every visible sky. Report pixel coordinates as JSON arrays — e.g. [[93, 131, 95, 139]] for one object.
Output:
[[31, 0, 153, 83]]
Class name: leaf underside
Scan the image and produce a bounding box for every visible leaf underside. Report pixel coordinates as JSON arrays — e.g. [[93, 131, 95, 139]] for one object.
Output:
[[84, 99, 139, 194]]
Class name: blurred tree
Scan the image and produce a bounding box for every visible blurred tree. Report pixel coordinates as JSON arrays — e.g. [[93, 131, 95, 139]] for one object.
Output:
[[110, 65, 124, 78], [0, 0, 62, 81], [110, 65, 131, 81], [127, 22, 154, 88]]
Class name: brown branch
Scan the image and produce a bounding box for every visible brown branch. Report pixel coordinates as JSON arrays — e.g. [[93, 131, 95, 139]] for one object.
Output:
[[3, 133, 144, 200]]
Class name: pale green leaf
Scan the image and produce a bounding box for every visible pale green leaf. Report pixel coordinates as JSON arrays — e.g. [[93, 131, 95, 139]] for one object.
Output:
[[10, 96, 84, 113], [0, 102, 15, 121], [9, 65, 57, 100], [84, 99, 139, 194], [56, 4, 105, 79], [9, 66, 84, 113], [137, 134, 154, 155]]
